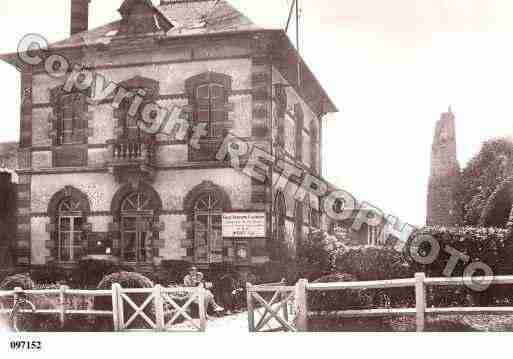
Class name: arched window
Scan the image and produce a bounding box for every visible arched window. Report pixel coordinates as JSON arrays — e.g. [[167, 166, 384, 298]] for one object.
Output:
[[193, 193, 223, 263], [271, 192, 287, 261], [120, 192, 155, 263], [57, 198, 84, 262]]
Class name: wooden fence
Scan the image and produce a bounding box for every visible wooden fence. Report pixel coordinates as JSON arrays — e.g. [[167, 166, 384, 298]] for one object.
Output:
[[247, 273, 513, 332], [246, 279, 300, 332], [0, 284, 208, 332]]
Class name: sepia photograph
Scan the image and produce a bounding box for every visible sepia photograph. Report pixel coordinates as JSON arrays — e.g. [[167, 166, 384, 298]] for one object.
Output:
[[0, 0, 513, 356]]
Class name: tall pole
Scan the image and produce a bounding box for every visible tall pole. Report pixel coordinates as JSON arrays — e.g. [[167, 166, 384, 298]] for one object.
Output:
[[296, 0, 302, 87], [285, 0, 296, 33], [296, 0, 300, 55]]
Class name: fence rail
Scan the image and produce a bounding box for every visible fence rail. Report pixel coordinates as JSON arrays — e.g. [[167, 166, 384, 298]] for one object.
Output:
[[247, 273, 513, 332], [0, 284, 208, 332]]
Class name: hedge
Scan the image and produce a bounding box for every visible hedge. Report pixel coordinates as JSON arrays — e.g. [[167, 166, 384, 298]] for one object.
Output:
[[406, 226, 513, 277], [407, 226, 513, 306], [308, 273, 371, 311]]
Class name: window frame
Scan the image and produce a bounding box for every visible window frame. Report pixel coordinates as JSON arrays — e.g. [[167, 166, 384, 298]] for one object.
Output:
[[57, 198, 83, 263], [120, 192, 156, 264], [193, 192, 223, 263]]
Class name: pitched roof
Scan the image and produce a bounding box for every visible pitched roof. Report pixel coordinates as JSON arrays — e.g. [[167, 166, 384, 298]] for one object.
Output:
[[0, 0, 337, 113], [50, 0, 267, 49]]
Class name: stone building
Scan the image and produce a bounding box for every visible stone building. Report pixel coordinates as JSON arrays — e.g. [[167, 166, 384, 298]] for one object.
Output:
[[0, 0, 337, 273]]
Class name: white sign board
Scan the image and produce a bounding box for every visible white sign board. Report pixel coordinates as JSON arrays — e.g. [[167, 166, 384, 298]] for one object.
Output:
[[222, 212, 266, 238]]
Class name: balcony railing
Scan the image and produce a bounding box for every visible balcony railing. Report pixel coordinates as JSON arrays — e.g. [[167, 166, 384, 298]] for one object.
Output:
[[109, 139, 153, 166]]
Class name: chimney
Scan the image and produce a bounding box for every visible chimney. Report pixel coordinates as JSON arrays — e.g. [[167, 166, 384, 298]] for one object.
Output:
[[70, 0, 91, 36]]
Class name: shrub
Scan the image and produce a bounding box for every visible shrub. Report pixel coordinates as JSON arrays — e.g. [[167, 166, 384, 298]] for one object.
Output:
[[97, 271, 154, 290], [0, 273, 35, 290], [307, 273, 371, 312], [333, 246, 414, 307], [334, 246, 412, 281], [73, 259, 133, 288], [30, 266, 68, 286], [296, 230, 334, 281], [94, 271, 154, 330]]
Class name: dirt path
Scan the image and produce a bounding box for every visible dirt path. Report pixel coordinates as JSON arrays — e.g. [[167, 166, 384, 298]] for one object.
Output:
[[206, 312, 249, 332], [169, 310, 287, 332]]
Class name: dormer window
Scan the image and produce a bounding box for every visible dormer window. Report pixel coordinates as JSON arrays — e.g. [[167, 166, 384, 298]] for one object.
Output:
[[117, 0, 173, 36]]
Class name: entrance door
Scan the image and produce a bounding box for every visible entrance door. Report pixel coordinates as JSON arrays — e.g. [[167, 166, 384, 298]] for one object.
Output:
[[121, 216, 152, 263], [194, 193, 223, 264], [121, 192, 154, 263], [57, 198, 84, 262]]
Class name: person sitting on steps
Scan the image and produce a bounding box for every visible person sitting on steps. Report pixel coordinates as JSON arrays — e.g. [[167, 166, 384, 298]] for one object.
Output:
[[183, 266, 224, 314]]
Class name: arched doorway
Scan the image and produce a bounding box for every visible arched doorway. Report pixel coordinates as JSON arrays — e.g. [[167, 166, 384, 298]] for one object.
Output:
[[193, 192, 223, 263], [120, 192, 155, 263]]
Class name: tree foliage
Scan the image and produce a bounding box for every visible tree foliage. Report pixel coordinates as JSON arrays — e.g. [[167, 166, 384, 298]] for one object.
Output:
[[459, 137, 513, 226]]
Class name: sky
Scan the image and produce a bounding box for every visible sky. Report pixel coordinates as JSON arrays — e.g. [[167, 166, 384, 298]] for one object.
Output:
[[1, 0, 513, 226]]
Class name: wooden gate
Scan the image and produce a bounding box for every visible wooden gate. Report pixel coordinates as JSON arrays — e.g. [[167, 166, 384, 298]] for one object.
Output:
[[112, 283, 207, 332], [246, 279, 307, 332]]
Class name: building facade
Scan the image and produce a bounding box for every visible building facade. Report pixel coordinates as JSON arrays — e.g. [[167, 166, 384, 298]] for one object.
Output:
[[1, 0, 336, 273]]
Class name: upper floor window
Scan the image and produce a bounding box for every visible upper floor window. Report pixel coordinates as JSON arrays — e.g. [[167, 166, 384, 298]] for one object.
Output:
[[50, 88, 89, 146], [310, 121, 319, 174], [273, 83, 287, 148], [294, 104, 304, 162], [195, 83, 227, 138], [114, 76, 160, 141], [185, 72, 233, 162]]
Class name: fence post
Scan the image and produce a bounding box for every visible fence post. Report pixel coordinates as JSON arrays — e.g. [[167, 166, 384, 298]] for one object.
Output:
[[154, 285, 165, 331], [13, 287, 22, 311], [415, 272, 426, 332], [246, 283, 255, 332], [111, 283, 119, 331], [295, 279, 308, 332], [111, 283, 123, 331], [197, 283, 207, 332], [59, 285, 68, 328], [281, 290, 289, 322]]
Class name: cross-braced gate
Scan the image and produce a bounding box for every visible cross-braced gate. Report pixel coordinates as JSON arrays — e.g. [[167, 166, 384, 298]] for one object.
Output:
[[246, 279, 307, 332], [112, 283, 207, 332]]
